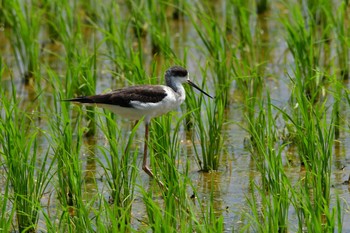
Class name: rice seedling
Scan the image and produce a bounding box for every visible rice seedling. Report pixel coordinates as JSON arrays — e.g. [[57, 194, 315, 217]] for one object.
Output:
[[98, 1, 139, 74], [97, 111, 139, 230], [306, 0, 332, 39], [188, 1, 233, 107], [1, 0, 350, 231], [230, 0, 265, 125], [150, 114, 183, 187], [45, 0, 98, 136], [54, 109, 96, 231], [80, 0, 99, 22], [332, 76, 344, 139], [231, 0, 254, 63], [0, 81, 55, 232], [0, 180, 15, 232], [142, 178, 191, 231], [330, 1, 349, 80], [173, 2, 228, 174], [141, 170, 225, 232], [146, 0, 171, 56], [66, 45, 98, 136], [0, 67, 22, 232], [197, 178, 225, 232], [46, 0, 78, 44], [187, 80, 224, 172], [45, 68, 94, 231], [231, 20, 265, 153], [2, 0, 41, 84], [277, 80, 338, 231], [126, 0, 148, 38], [244, 94, 290, 232], [281, 1, 329, 102]]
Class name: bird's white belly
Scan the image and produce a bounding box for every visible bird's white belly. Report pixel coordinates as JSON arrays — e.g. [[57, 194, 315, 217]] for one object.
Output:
[[98, 94, 183, 122]]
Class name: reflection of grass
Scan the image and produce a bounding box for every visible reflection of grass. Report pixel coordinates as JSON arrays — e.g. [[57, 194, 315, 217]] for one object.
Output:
[[1, 0, 349, 231]]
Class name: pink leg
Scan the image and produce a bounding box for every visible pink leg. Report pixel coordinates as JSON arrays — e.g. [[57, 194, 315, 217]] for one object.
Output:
[[142, 122, 154, 178], [142, 122, 165, 189]]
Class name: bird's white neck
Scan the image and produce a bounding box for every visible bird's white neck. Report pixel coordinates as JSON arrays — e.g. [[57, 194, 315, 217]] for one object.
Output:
[[165, 76, 187, 103], [176, 83, 186, 103]]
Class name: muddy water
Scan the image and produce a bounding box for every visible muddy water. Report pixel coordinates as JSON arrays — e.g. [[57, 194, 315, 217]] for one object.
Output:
[[1, 1, 350, 232]]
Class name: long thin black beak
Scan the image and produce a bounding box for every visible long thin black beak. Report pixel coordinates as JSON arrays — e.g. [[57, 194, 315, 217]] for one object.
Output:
[[187, 80, 213, 99]]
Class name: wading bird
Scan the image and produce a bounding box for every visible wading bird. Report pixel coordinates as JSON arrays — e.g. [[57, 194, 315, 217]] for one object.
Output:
[[65, 66, 213, 185]]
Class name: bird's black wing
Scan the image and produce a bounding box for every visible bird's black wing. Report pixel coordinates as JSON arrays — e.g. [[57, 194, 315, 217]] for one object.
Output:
[[64, 85, 167, 108]]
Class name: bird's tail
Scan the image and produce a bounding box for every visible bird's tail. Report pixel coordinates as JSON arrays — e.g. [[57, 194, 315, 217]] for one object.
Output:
[[61, 97, 95, 104]]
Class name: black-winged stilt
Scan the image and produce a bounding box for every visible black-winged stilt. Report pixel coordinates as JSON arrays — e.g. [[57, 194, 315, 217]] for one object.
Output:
[[65, 66, 213, 184]]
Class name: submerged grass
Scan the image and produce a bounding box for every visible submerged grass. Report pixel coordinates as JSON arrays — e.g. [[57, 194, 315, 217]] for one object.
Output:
[[0, 0, 350, 232]]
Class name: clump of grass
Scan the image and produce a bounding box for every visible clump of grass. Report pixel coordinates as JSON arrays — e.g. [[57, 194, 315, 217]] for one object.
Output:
[[141, 173, 224, 232], [98, 1, 149, 79], [126, 0, 148, 38], [0, 54, 15, 233], [47, 69, 94, 231], [97, 111, 139, 230], [80, 0, 99, 22], [331, 76, 344, 139], [52, 106, 93, 231], [146, 1, 172, 56], [0, 180, 15, 232], [195, 181, 225, 232], [45, 0, 98, 135], [99, 1, 130, 72], [2, 0, 41, 84], [187, 81, 224, 172], [0, 80, 54, 232], [150, 114, 183, 187], [73, 47, 98, 136], [183, 3, 231, 173], [278, 79, 338, 231], [171, 0, 184, 20], [188, 2, 233, 107], [232, 21, 265, 150], [230, 0, 265, 123], [306, 0, 332, 41], [330, 2, 349, 80], [244, 94, 290, 232], [42, 0, 77, 43], [281, 1, 331, 101]]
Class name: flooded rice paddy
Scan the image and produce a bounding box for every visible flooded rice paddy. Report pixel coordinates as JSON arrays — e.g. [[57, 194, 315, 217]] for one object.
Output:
[[1, 0, 350, 232]]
